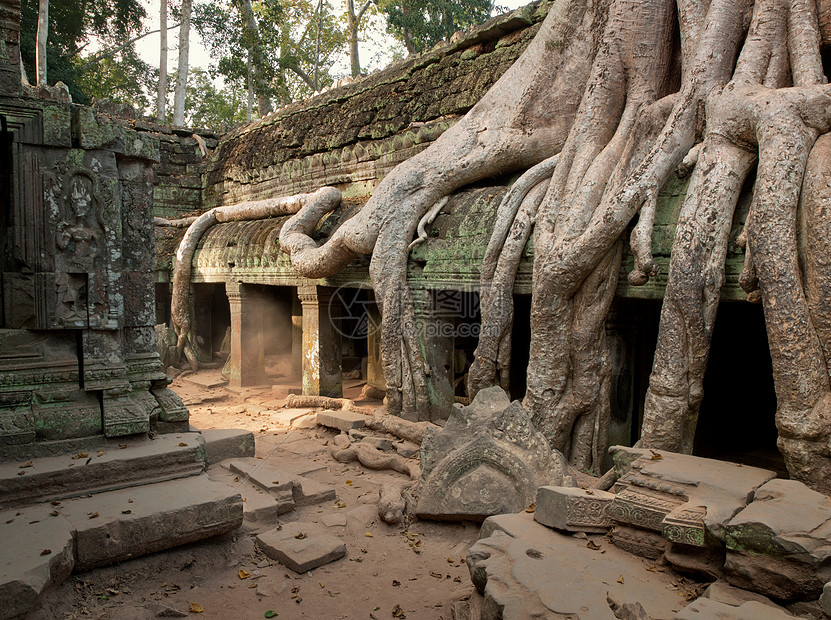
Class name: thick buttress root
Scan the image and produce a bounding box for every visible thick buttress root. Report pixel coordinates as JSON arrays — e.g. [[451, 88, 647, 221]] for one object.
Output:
[[172, 188, 341, 370]]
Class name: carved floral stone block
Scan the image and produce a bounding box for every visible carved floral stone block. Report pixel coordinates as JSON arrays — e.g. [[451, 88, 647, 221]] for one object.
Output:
[[534, 485, 614, 533], [416, 386, 567, 521]]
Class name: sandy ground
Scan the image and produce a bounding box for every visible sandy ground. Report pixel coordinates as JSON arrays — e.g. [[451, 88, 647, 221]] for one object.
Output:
[[28, 368, 483, 620]]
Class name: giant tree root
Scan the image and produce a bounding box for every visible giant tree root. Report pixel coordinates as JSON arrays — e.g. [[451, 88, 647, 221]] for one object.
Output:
[[364, 413, 440, 445], [330, 442, 420, 479], [284, 394, 355, 411]]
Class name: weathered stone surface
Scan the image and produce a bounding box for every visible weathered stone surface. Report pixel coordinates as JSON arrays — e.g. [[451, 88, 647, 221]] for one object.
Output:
[[60, 474, 243, 570], [206, 465, 293, 521], [379, 483, 406, 525], [609, 525, 668, 560], [201, 428, 255, 465], [0, 432, 206, 509], [228, 457, 336, 506], [0, 505, 74, 620], [724, 478, 831, 600], [821, 580, 831, 617], [673, 598, 794, 620], [416, 387, 566, 521], [360, 435, 393, 451], [535, 486, 615, 533], [610, 447, 775, 547], [322, 513, 347, 527], [702, 579, 790, 614], [394, 441, 421, 458], [467, 512, 684, 619], [316, 409, 366, 431], [256, 522, 346, 573]]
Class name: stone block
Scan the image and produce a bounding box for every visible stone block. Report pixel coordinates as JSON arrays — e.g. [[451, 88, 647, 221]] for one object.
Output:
[[228, 458, 336, 506], [703, 579, 790, 614], [394, 441, 420, 458], [724, 478, 831, 600], [534, 486, 614, 533], [206, 466, 292, 522], [360, 436, 393, 451], [673, 598, 793, 620], [62, 474, 243, 571], [316, 409, 366, 431], [256, 522, 346, 573], [322, 513, 347, 527], [0, 505, 74, 620], [201, 428, 255, 465], [822, 581, 831, 617]]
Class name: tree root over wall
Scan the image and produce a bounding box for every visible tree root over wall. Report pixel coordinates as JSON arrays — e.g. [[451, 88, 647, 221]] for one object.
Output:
[[274, 0, 831, 492]]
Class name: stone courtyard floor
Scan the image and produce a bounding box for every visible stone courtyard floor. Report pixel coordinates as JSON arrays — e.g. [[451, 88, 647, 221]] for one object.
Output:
[[22, 368, 792, 620]]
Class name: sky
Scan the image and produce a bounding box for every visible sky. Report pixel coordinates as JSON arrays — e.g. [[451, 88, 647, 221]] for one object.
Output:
[[130, 0, 532, 85]]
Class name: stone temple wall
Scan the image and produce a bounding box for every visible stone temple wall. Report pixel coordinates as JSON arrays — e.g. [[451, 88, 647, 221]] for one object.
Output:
[[0, 0, 187, 457]]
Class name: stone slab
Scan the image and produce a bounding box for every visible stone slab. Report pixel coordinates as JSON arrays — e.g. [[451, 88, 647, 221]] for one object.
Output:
[[394, 441, 420, 458], [256, 522, 346, 573], [201, 428, 255, 465], [724, 478, 831, 599], [674, 598, 793, 619], [259, 409, 316, 428], [468, 513, 685, 619], [59, 474, 243, 570], [206, 466, 293, 522], [535, 486, 614, 533], [228, 458, 336, 506], [0, 504, 75, 620], [182, 373, 228, 389], [316, 410, 366, 431], [360, 436, 393, 451], [322, 513, 348, 527], [0, 432, 207, 510], [702, 580, 790, 614]]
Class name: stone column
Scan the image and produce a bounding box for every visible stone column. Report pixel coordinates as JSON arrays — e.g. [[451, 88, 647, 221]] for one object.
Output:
[[226, 281, 267, 388], [298, 284, 342, 398], [191, 284, 214, 364], [413, 288, 455, 422], [291, 290, 303, 379]]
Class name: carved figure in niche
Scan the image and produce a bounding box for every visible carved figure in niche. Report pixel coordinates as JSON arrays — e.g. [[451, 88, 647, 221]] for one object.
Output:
[[56, 173, 104, 273], [55, 272, 87, 324]]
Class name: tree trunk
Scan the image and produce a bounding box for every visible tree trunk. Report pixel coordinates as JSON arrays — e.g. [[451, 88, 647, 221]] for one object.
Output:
[[173, 0, 192, 126], [35, 0, 48, 86], [347, 0, 361, 76], [157, 0, 168, 123], [237, 0, 273, 117]]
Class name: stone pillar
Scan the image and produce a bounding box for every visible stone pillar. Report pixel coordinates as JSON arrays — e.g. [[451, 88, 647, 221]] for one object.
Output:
[[413, 288, 455, 422], [226, 281, 267, 388], [298, 284, 342, 398], [366, 293, 385, 390], [291, 290, 303, 378], [191, 284, 214, 364]]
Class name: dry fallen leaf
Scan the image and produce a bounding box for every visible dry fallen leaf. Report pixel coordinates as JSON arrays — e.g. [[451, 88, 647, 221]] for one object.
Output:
[[345, 480, 353, 485], [189, 602, 203, 613], [295, 533, 307, 540], [40, 549, 51, 556], [17, 471, 24, 476], [430, 571, 442, 579], [617, 575, 624, 584], [238, 569, 250, 579], [525, 502, 536, 513], [586, 540, 602, 550], [72, 452, 89, 460], [19, 461, 32, 468], [392, 580, 400, 587], [364, 532, 373, 538], [179, 442, 188, 447], [649, 451, 663, 460], [97, 451, 104, 457], [88, 512, 99, 519], [392, 604, 406, 618], [122, 510, 132, 515]]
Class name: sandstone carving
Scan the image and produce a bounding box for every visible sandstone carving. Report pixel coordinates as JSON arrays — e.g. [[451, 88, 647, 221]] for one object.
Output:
[[416, 386, 566, 521]]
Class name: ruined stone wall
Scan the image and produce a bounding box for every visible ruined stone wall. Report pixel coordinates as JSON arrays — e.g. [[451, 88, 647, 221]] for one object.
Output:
[[202, 2, 550, 208], [0, 0, 188, 456]]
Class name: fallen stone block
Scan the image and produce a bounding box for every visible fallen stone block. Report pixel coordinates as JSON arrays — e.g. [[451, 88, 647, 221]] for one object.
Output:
[[360, 436, 393, 451], [534, 486, 614, 533], [228, 458, 335, 506], [60, 474, 243, 570], [322, 513, 347, 527], [0, 505, 74, 620], [256, 522, 346, 573], [207, 466, 293, 521], [379, 484, 406, 524], [724, 478, 831, 600], [394, 441, 420, 459], [674, 598, 793, 619], [417, 387, 566, 521], [703, 580, 790, 614], [821, 581, 831, 617], [201, 428, 255, 465], [183, 373, 228, 389], [316, 409, 366, 431], [467, 515, 684, 619]]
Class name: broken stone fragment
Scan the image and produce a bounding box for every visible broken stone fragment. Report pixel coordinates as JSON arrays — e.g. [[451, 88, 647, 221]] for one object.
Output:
[[416, 387, 567, 521], [316, 409, 366, 431], [378, 484, 406, 525], [534, 485, 614, 533], [724, 478, 831, 600], [256, 522, 346, 573]]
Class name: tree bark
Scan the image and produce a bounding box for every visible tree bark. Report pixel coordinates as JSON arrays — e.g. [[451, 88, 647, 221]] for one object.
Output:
[[173, 0, 192, 126], [35, 0, 48, 86], [157, 0, 168, 123]]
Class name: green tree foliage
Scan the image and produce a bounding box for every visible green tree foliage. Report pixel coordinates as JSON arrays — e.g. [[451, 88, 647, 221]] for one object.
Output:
[[74, 47, 156, 112], [377, 0, 496, 54], [195, 0, 346, 110], [182, 68, 249, 130], [19, 0, 146, 104]]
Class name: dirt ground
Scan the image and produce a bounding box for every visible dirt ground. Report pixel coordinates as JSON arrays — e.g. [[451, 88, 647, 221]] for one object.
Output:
[[28, 368, 483, 620]]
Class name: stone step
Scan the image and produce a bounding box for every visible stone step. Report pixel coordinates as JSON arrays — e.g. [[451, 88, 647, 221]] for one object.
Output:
[[199, 428, 255, 465], [0, 432, 207, 510], [228, 458, 337, 507], [207, 464, 293, 522], [0, 474, 243, 620]]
